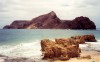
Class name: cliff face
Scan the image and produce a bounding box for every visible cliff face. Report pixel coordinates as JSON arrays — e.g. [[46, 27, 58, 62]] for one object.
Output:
[[3, 11, 96, 29], [56, 17, 96, 29], [26, 11, 61, 29]]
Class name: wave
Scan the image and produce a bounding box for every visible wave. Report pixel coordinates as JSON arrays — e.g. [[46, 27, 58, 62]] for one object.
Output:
[[80, 40, 100, 51], [0, 40, 42, 58], [0, 40, 100, 58]]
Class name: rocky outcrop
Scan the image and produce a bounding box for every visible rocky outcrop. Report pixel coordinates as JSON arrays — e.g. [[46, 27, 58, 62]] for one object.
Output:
[[41, 39, 81, 60], [41, 34, 96, 60], [71, 34, 96, 43], [3, 11, 96, 29]]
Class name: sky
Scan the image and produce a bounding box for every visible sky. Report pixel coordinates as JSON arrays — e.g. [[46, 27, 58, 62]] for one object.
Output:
[[0, 0, 100, 28]]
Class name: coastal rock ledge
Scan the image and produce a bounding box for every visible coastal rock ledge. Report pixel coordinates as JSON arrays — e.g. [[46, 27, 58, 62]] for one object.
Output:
[[41, 34, 96, 60], [3, 11, 96, 29]]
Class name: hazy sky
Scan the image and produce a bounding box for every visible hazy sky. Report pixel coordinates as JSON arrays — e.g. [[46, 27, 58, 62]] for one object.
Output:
[[0, 0, 100, 28]]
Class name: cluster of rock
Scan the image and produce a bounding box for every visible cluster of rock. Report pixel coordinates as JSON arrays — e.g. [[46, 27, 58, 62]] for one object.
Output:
[[41, 34, 96, 60], [3, 11, 96, 29], [71, 34, 96, 43]]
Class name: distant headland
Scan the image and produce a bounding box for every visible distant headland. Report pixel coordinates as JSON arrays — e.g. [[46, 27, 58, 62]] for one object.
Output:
[[3, 11, 96, 29]]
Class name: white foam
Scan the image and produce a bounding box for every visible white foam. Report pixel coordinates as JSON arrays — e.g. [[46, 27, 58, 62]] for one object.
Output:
[[80, 40, 100, 51], [0, 40, 100, 58], [97, 40, 100, 42], [0, 40, 42, 58]]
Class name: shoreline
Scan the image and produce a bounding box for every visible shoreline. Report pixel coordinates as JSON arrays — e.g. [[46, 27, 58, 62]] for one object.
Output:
[[0, 37, 100, 62], [0, 50, 100, 62]]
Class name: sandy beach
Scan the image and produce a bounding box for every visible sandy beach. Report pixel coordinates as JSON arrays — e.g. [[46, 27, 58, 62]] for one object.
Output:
[[53, 50, 100, 62]]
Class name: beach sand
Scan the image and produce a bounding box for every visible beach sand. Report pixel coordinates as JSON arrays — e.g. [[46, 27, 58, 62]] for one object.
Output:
[[53, 50, 100, 62]]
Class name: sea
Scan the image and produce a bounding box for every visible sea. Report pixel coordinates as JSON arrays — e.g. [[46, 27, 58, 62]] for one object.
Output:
[[0, 29, 100, 58]]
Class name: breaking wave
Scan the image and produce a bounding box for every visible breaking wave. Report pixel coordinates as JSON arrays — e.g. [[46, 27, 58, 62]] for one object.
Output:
[[0, 40, 100, 58], [0, 40, 42, 58]]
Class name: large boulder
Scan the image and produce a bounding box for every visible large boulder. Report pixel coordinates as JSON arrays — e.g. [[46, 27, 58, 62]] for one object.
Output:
[[41, 39, 81, 60], [82, 35, 96, 42]]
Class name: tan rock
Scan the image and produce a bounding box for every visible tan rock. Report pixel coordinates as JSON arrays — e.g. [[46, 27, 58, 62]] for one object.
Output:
[[41, 34, 96, 61], [71, 34, 96, 44], [41, 38, 81, 60]]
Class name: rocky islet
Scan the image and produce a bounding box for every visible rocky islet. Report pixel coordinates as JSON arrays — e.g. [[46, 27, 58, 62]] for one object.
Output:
[[3, 11, 96, 29]]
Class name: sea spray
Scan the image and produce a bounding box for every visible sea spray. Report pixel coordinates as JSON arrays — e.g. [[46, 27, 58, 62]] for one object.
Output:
[[0, 40, 42, 58], [80, 40, 100, 51], [0, 40, 100, 58]]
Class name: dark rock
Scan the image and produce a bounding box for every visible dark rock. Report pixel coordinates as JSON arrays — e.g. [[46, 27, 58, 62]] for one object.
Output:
[[3, 20, 30, 29], [3, 11, 96, 29], [83, 35, 96, 42], [56, 16, 96, 29], [3, 25, 13, 29], [71, 34, 96, 42]]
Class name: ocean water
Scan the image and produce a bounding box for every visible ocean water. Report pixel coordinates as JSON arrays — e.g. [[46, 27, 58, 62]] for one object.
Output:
[[0, 29, 100, 58]]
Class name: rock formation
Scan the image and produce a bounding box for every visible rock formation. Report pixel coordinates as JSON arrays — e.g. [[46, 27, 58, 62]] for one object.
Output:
[[41, 34, 96, 60], [41, 39, 81, 60], [71, 34, 96, 42], [3, 11, 96, 29]]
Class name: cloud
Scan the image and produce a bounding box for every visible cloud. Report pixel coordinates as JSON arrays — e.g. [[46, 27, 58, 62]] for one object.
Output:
[[0, 0, 100, 28], [84, 0, 100, 6], [62, 0, 100, 8]]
